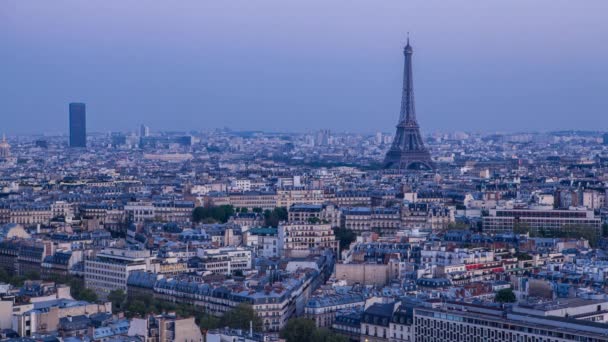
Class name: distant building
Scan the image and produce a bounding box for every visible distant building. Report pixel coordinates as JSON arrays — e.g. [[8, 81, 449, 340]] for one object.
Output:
[[34, 139, 48, 148], [604, 133, 608, 145], [140, 124, 150, 137], [110, 133, 127, 147], [483, 208, 601, 236], [0, 134, 10, 158], [69, 102, 86, 147]]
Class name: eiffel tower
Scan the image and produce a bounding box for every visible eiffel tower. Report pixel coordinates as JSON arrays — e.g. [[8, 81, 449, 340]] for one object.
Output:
[[384, 37, 434, 170]]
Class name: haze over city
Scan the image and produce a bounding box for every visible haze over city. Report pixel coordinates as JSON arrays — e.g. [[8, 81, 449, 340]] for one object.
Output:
[[4, 2, 608, 342], [3, 0, 608, 134]]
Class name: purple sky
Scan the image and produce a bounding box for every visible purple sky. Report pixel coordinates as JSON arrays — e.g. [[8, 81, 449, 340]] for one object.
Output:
[[2, 0, 608, 134]]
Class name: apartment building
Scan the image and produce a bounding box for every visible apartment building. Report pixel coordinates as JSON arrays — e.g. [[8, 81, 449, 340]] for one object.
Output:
[[288, 203, 340, 227], [276, 188, 325, 208], [413, 302, 608, 342], [278, 222, 338, 258], [228, 191, 277, 210], [483, 208, 601, 235], [84, 248, 151, 299], [196, 247, 252, 274]]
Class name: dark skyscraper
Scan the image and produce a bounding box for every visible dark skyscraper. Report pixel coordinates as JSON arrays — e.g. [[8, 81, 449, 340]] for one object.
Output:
[[384, 38, 434, 170], [69, 103, 87, 148]]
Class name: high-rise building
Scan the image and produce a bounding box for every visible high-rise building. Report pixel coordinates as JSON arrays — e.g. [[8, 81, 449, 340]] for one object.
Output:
[[140, 124, 150, 137], [0, 134, 10, 158], [69, 103, 86, 148], [384, 38, 434, 170], [603, 133, 608, 145]]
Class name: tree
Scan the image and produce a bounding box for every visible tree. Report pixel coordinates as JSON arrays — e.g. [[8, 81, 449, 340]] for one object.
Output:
[[513, 222, 531, 235], [528, 224, 600, 247], [108, 289, 126, 313], [333, 227, 356, 250], [220, 303, 263, 331], [311, 328, 348, 342], [199, 314, 220, 331], [24, 270, 41, 280], [307, 217, 321, 224], [126, 299, 147, 317], [78, 288, 98, 303], [446, 221, 469, 231], [280, 318, 316, 342], [495, 288, 516, 303], [263, 207, 288, 227], [0, 268, 9, 283], [514, 252, 532, 261], [192, 205, 235, 223]]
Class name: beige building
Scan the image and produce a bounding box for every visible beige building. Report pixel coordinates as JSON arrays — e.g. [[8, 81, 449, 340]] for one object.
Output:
[[288, 204, 340, 227], [229, 191, 277, 210], [128, 314, 204, 342], [13, 299, 111, 337], [276, 188, 325, 207], [278, 222, 339, 258], [9, 205, 52, 226], [196, 247, 252, 275], [335, 263, 389, 286]]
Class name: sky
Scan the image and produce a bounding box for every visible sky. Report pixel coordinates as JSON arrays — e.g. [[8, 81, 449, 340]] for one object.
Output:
[[1, 0, 608, 135]]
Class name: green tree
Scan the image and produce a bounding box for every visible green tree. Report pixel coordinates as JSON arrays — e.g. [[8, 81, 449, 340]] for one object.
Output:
[[311, 328, 348, 342], [127, 299, 147, 317], [0, 268, 9, 283], [333, 227, 356, 250], [446, 222, 469, 231], [263, 207, 288, 227], [280, 318, 316, 342], [199, 314, 220, 331], [513, 222, 531, 235], [78, 288, 98, 303], [24, 270, 41, 280], [192, 205, 235, 223], [108, 289, 126, 313], [307, 217, 321, 224], [220, 303, 263, 331], [514, 252, 532, 261], [495, 288, 516, 303]]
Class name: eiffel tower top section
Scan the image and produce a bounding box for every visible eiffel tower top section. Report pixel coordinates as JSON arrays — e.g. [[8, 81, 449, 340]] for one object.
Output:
[[399, 36, 417, 127]]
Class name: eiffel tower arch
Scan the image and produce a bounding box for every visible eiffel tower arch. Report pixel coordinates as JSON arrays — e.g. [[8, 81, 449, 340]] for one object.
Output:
[[384, 38, 435, 171]]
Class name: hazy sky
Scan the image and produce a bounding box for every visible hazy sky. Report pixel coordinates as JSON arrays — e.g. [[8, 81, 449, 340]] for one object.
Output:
[[2, 0, 608, 134]]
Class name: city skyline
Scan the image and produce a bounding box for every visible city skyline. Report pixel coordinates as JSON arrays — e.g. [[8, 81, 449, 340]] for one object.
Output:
[[3, 0, 608, 134], [3, 2, 608, 342]]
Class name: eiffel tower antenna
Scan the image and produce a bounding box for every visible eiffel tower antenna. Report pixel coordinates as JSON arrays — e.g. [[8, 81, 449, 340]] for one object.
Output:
[[384, 37, 434, 171]]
